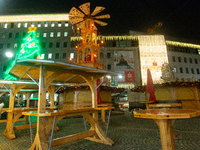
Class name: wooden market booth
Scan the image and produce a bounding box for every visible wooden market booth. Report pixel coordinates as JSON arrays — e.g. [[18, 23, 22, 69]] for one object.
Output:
[[4, 59, 114, 149]]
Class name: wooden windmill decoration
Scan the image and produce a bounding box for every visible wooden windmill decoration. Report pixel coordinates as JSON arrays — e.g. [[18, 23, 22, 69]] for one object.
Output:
[[69, 2, 110, 69]]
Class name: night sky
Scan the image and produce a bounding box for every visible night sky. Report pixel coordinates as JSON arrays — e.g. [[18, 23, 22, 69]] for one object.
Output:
[[1, 0, 200, 43]]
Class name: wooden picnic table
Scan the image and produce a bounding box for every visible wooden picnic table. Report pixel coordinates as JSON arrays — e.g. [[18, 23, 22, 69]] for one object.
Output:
[[134, 109, 199, 150], [22, 107, 114, 149], [148, 103, 182, 109], [140, 101, 154, 109]]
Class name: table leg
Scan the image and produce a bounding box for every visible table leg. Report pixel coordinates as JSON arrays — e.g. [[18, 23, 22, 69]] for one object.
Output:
[[145, 104, 149, 109], [154, 119, 175, 150]]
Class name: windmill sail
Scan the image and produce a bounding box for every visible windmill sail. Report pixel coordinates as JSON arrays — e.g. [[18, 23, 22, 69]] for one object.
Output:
[[91, 6, 105, 16], [79, 2, 90, 15]]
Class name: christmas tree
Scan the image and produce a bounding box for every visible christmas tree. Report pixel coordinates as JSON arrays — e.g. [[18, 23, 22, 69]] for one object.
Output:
[[16, 25, 40, 60], [4, 26, 41, 80]]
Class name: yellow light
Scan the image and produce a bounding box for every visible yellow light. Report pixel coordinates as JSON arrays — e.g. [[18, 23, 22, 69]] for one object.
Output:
[[94, 54, 96, 57], [101, 40, 104, 44]]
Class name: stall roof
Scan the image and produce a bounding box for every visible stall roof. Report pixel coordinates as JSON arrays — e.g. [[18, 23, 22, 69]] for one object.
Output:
[[8, 59, 115, 84]]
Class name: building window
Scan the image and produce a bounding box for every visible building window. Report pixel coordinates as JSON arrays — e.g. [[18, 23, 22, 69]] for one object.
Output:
[[42, 42, 46, 48], [21, 43, 24, 48], [65, 22, 68, 27], [70, 53, 74, 59], [58, 22, 62, 27], [17, 23, 21, 28], [189, 58, 192, 63], [56, 42, 60, 48], [112, 41, 116, 47], [63, 53, 66, 59], [49, 42, 53, 48], [36, 32, 40, 37], [3, 66, 7, 72], [0, 44, 3, 49], [55, 53, 59, 59], [8, 33, 12, 38], [2, 33, 6, 38], [50, 32, 54, 37], [51, 22, 55, 27], [44, 22, 48, 27], [100, 52, 104, 59], [4, 23, 8, 28], [184, 57, 187, 63], [107, 53, 111, 58], [195, 59, 198, 64], [43, 32, 47, 37], [7, 43, 11, 48], [172, 56, 175, 62], [14, 43, 17, 48], [48, 53, 52, 59], [191, 68, 194, 74], [31, 23, 34, 27], [197, 68, 199, 74], [40, 54, 45, 59], [24, 23, 28, 28], [22, 32, 26, 38], [63, 42, 67, 47], [186, 68, 189, 74], [15, 33, 19, 38], [174, 67, 177, 73], [180, 67, 183, 73], [11, 23, 14, 28], [38, 22, 41, 27], [57, 32, 61, 37], [107, 64, 111, 70], [178, 57, 181, 62], [64, 32, 68, 37]]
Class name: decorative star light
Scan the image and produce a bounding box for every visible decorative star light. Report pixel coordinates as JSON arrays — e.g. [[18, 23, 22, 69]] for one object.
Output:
[[28, 25, 37, 33]]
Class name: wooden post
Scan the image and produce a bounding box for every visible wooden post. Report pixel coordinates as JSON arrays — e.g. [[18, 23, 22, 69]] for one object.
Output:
[[154, 119, 175, 150], [48, 86, 55, 108], [3, 84, 16, 139], [30, 65, 48, 150]]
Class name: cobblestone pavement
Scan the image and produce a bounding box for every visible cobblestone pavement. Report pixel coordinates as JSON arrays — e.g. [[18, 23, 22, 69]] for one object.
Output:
[[0, 111, 200, 150]]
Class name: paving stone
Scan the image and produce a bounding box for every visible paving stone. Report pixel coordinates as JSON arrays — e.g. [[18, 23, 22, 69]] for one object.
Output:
[[0, 111, 200, 150]]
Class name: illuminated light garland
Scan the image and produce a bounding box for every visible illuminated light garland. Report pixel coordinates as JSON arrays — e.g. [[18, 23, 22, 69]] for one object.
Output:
[[4, 26, 41, 80], [131, 81, 200, 92], [56, 86, 125, 94], [166, 41, 200, 49]]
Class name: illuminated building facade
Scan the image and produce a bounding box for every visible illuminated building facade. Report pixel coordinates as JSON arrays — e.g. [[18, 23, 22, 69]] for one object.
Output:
[[1, 14, 200, 88]]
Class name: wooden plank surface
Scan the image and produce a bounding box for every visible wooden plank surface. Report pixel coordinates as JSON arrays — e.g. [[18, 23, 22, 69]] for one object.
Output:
[[134, 109, 199, 119], [149, 103, 182, 108]]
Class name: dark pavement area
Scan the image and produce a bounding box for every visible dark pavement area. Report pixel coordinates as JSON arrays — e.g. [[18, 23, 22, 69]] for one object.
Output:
[[0, 111, 200, 150]]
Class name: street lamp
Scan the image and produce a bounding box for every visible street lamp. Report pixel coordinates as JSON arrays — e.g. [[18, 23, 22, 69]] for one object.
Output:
[[5, 52, 14, 58]]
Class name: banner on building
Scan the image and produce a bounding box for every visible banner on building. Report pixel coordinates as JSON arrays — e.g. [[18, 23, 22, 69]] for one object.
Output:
[[125, 71, 135, 82]]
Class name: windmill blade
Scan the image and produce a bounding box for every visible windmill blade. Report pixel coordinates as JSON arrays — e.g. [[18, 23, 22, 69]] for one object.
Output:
[[69, 7, 85, 17], [69, 16, 84, 25], [76, 21, 85, 29], [94, 20, 108, 26], [91, 6, 105, 16], [79, 2, 90, 15], [95, 14, 110, 19]]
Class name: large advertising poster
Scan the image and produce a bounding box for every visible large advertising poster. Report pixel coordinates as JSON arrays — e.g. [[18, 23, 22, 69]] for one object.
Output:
[[114, 51, 134, 71], [114, 51, 135, 82]]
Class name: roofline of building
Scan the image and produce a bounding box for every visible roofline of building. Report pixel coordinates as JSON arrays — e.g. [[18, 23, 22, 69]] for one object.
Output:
[[0, 13, 69, 22]]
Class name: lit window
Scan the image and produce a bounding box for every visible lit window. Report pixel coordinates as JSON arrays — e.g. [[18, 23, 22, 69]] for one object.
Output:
[[70, 53, 74, 59], [58, 22, 62, 27], [50, 32, 54, 37], [36, 33, 40, 37], [21, 44, 24, 48], [2, 33, 6, 38], [44, 22, 48, 27], [41, 54, 45, 59], [4, 23, 8, 28], [38, 22, 41, 27], [57, 32, 61, 37], [64, 32, 68, 37], [17, 23, 21, 28], [24, 23, 28, 28], [43, 33, 47, 37], [31, 23, 34, 27], [14, 43, 17, 48], [65, 22, 68, 27], [51, 22, 55, 27], [48, 53, 52, 59]]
